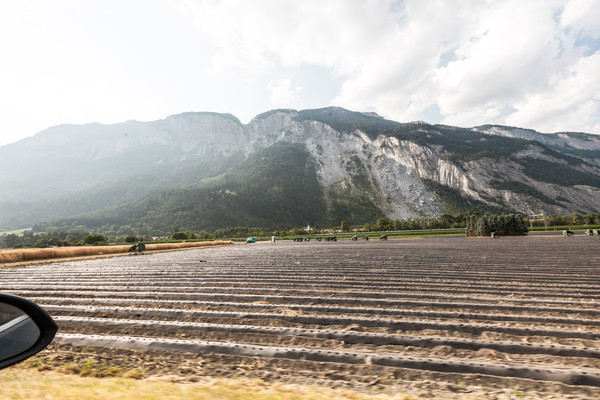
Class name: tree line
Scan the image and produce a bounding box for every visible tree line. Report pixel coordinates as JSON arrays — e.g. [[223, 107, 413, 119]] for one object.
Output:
[[0, 231, 147, 249], [465, 214, 528, 237], [2, 212, 600, 248]]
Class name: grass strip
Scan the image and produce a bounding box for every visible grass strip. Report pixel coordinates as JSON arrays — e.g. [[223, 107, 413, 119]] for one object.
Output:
[[0, 368, 415, 400]]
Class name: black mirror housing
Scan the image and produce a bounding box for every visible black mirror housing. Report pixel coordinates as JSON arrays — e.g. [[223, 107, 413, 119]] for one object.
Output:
[[0, 293, 58, 370]]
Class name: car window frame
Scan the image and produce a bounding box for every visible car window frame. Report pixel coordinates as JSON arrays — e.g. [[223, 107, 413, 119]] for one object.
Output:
[[0, 293, 58, 370]]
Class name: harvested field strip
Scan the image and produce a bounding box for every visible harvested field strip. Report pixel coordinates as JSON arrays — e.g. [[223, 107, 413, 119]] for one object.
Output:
[[0, 241, 232, 264], [54, 316, 600, 358], [6, 284, 600, 307], [7, 283, 600, 307], [5, 269, 600, 283], [53, 333, 600, 386], [7, 276, 600, 293], [0, 245, 135, 263], [9, 289, 600, 316], [34, 297, 600, 326], [7, 268, 598, 281], [6, 282, 600, 300], [44, 304, 600, 339], [3, 237, 600, 398]]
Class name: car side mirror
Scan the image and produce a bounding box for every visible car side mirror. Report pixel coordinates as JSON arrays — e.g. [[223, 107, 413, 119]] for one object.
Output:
[[0, 293, 57, 370]]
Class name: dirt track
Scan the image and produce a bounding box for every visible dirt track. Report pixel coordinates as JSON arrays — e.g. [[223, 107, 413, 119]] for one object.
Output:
[[2, 236, 600, 398]]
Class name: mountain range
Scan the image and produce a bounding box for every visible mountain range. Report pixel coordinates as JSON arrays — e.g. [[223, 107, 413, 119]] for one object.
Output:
[[1, 107, 599, 234]]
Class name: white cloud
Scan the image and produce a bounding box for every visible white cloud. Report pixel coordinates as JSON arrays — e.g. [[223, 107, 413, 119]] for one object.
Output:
[[434, 1, 567, 124], [561, 0, 600, 38], [505, 52, 600, 132], [184, 0, 397, 75], [1, 0, 599, 147], [268, 78, 301, 107], [185, 0, 600, 134]]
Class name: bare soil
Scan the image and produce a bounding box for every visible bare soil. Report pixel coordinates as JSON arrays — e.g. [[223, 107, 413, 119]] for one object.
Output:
[[3, 236, 600, 399]]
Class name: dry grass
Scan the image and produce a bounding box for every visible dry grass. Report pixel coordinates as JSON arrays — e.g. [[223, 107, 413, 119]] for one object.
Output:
[[0, 241, 232, 265], [0, 369, 417, 400]]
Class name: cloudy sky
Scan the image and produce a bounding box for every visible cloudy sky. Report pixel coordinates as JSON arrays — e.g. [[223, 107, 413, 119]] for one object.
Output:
[[1, 0, 599, 146]]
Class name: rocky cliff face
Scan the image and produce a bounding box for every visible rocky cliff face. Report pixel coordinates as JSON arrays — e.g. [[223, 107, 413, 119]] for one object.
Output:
[[244, 109, 600, 219], [1, 107, 599, 230], [247, 113, 443, 219]]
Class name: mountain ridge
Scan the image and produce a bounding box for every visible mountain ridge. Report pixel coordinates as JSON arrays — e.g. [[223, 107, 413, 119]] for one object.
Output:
[[1, 107, 599, 233]]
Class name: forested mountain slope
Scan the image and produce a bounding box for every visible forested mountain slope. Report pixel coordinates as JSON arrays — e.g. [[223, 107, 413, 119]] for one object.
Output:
[[1, 107, 599, 232]]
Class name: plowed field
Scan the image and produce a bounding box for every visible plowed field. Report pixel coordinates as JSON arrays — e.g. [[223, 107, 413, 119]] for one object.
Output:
[[2, 236, 600, 399]]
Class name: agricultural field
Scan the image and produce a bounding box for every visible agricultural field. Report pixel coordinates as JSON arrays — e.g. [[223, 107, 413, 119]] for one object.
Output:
[[1, 236, 600, 399]]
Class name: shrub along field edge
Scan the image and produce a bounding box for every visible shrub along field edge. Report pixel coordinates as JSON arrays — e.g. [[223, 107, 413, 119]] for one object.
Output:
[[0, 241, 233, 265]]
